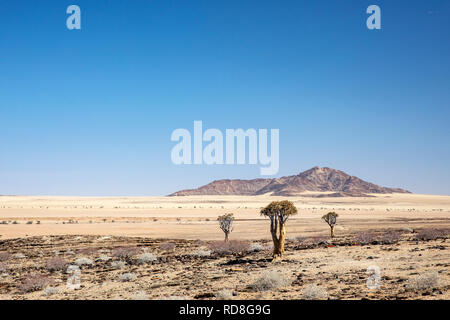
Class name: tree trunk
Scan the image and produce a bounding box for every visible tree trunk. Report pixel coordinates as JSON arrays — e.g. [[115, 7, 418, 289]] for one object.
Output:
[[224, 232, 229, 242], [272, 239, 282, 261], [278, 222, 286, 256], [330, 226, 335, 238], [271, 222, 286, 261]]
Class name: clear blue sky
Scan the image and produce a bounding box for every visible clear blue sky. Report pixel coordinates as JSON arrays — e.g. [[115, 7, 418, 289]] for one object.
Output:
[[0, 0, 449, 196]]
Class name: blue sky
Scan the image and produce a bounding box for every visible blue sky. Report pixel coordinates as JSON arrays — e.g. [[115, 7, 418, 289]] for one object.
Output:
[[0, 0, 449, 196]]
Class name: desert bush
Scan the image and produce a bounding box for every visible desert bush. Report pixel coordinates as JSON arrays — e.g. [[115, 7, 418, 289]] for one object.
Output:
[[159, 242, 176, 251], [26, 221, 33, 225], [113, 246, 140, 261], [301, 284, 328, 300], [310, 235, 329, 245], [97, 255, 111, 262], [131, 291, 149, 300], [296, 236, 307, 244], [296, 235, 328, 246], [380, 230, 402, 244], [251, 270, 291, 291], [193, 249, 211, 257], [215, 289, 234, 300], [120, 272, 137, 282], [354, 232, 377, 245], [46, 257, 68, 272], [74, 257, 94, 267], [76, 247, 99, 255], [0, 263, 7, 273], [43, 287, 60, 296], [208, 240, 250, 254], [249, 243, 264, 252], [13, 253, 26, 259], [136, 253, 157, 264], [415, 228, 449, 241], [111, 261, 126, 269], [407, 271, 440, 291], [18, 274, 53, 293], [0, 252, 11, 262]]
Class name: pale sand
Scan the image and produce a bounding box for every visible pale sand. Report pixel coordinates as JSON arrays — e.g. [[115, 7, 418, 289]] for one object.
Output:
[[0, 193, 449, 240]]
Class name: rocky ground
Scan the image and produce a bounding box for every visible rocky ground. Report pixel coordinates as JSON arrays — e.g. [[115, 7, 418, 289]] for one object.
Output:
[[0, 228, 448, 300]]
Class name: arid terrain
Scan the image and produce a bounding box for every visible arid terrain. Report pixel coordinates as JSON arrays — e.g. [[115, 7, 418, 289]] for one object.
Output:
[[0, 193, 449, 300]]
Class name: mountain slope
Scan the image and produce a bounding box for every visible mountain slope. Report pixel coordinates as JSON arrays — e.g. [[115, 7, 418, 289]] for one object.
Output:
[[169, 167, 410, 197]]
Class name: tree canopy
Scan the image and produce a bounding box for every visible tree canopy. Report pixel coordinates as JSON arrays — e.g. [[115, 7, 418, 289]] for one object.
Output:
[[260, 200, 298, 221], [322, 212, 338, 226]]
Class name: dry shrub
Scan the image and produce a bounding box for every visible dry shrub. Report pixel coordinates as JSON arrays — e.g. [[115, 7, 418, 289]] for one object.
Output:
[[296, 236, 308, 244], [113, 246, 140, 261], [0, 252, 11, 262], [120, 272, 137, 282], [249, 243, 264, 252], [76, 247, 99, 255], [301, 284, 328, 300], [43, 287, 59, 296], [208, 240, 250, 254], [193, 249, 211, 257], [74, 257, 94, 267], [159, 242, 176, 251], [0, 263, 7, 273], [136, 253, 157, 264], [97, 255, 111, 262], [415, 228, 449, 241], [310, 235, 329, 245], [354, 232, 377, 245], [251, 270, 291, 291], [215, 289, 234, 300], [407, 271, 440, 291], [46, 257, 68, 272], [296, 235, 328, 246], [18, 274, 53, 293], [131, 291, 149, 300], [111, 261, 126, 269], [380, 230, 402, 244]]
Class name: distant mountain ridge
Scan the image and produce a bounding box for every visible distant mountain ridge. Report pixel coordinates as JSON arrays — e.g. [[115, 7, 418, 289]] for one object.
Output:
[[169, 167, 411, 197]]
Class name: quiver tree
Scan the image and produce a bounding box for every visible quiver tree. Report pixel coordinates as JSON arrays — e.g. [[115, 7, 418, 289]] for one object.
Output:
[[322, 212, 338, 238], [217, 213, 234, 242], [260, 200, 298, 261]]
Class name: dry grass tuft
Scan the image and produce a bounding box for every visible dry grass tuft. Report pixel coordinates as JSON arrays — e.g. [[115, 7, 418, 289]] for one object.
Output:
[[251, 270, 291, 291], [301, 284, 328, 300]]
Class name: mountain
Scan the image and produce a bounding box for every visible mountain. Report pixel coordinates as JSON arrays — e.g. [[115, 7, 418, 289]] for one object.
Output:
[[169, 167, 411, 197]]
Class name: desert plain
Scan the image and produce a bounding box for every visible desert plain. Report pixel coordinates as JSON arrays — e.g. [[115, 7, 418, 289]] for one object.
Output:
[[0, 192, 449, 300]]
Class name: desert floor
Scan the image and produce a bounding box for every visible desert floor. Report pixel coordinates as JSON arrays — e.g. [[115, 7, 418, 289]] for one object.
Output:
[[0, 193, 449, 240], [0, 193, 449, 300]]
